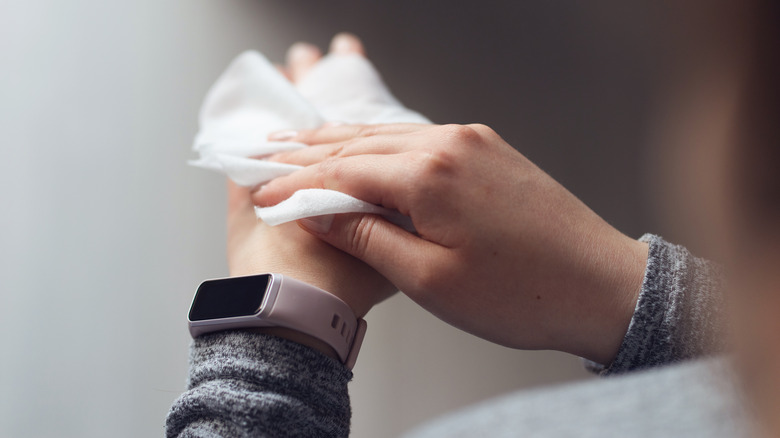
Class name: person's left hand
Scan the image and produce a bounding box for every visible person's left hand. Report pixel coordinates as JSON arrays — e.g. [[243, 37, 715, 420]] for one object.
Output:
[[226, 180, 396, 319], [223, 34, 397, 318]]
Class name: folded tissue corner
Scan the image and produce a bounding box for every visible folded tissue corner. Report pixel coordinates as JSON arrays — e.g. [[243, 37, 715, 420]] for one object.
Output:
[[190, 50, 428, 230]]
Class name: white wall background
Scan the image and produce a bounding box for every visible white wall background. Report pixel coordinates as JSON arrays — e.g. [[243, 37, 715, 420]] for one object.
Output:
[[0, 1, 628, 436]]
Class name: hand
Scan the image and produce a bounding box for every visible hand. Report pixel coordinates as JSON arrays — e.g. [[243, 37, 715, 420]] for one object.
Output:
[[223, 34, 396, 319], [276, 32, 365, 84], [226, 179, 396, 360], [216, 36, 398, 361], [276, 32, 427, 125], [253, 123, 649, 365], [226, 180, 396, 319]]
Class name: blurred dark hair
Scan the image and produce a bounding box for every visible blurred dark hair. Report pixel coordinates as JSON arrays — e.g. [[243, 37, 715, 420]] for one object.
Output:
[[737, 0, 780, 236]]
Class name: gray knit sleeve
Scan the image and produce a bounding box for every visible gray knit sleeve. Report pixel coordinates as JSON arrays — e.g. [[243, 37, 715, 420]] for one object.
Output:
[[590, 234, 725, 376], [165, 330, 353, 437]]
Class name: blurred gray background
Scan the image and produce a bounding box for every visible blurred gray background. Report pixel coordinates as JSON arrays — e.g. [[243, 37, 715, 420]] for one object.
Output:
[[0, 1, 671, 436]]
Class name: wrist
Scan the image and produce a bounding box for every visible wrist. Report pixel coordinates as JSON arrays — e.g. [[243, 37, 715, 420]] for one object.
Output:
[[189, 273, 367, 369], [559, 232, 648, 365], [227, 222, 390, 318], [231, 264, 371, 318], [589, 236, 648, 365]]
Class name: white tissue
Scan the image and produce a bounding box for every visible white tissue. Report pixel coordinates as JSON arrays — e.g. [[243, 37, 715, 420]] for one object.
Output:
[[297, 54, 430, 125], [255, 188, 415, 231], [190, 153, 303, 187], [195, 51, 323, 149], [191, 50, 430, 227]]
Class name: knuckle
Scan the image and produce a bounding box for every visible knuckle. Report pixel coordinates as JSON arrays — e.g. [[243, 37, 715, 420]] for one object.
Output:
[[342, 215, 380, 257], [466, 123, 496, 138], [355, 124, 380, 138], [410, 147, 455, 184], [315, 158, 343, 187], [438, 124, 481, 144], [325, 144, 346, 159]]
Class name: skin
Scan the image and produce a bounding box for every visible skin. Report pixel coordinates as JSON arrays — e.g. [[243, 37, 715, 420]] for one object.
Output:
[[237, 17, 780, 434], [241, 33, 649, 365], [226, 34, 396, 360], [255, 121, 648, 365], [228, 32, 647, 365]]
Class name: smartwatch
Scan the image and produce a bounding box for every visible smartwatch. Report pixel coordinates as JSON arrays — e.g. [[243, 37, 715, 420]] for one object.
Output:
[[188, 273, 367, 370]]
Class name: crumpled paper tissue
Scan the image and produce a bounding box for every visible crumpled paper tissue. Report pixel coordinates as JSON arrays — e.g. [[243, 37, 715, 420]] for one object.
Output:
[[190, 50, 429, 229]]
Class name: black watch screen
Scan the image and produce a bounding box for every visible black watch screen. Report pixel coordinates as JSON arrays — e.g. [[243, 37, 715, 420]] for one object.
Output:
[[188, 274, 271, 321]]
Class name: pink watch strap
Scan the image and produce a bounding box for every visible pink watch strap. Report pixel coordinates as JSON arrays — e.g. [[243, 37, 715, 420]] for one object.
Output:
[[264, 275, 365, 368], [188, 274, 367, 370]]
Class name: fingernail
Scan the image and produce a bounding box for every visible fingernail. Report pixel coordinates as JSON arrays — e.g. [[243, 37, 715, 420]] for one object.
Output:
[[331, 33, 361, 55], [288, 42, 319, 61], [323, 121, 346, 128], [299, 214, 334, 234], [268, 130, 298, 141]]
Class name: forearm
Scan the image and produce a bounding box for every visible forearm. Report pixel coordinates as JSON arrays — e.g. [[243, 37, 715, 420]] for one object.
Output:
[[590, 234, 726, 375], [166, 330, 352, 438]]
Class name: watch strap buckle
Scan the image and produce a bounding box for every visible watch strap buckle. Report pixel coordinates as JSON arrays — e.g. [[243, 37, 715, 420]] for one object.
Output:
[[344, 319, 367, 370]]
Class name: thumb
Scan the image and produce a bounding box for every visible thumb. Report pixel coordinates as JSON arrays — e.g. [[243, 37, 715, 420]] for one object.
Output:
[[297, 213, 443, 291]]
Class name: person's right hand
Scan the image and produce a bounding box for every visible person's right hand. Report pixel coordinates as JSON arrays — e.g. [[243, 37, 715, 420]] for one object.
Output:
[[255, 123, 649, 365]]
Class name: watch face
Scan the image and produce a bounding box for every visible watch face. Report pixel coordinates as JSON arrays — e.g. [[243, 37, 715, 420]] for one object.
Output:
[[189, 274, 271, 321]]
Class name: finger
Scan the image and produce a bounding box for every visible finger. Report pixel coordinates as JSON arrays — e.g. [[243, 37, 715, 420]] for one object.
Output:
[[329, 32, 366, 56], [268, 123, 431, 144], [274, 63, 292, 81], [253, 153, 415, 211], [298, 213, 447, 293], [286, 42, 322, 83], [267, 130, 423, 166], [322, 121, 347, 128]]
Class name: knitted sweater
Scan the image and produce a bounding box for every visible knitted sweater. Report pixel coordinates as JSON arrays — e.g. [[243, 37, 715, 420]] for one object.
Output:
[[166, 235, 742, 437]]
